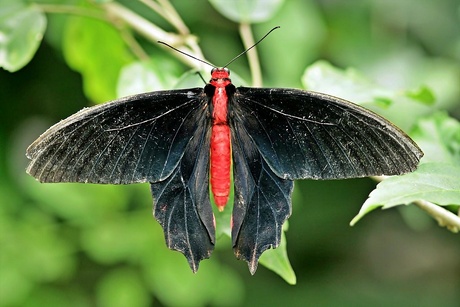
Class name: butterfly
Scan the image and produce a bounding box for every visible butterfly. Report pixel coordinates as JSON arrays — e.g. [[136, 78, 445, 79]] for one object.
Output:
[[26, 28, 423, 274]]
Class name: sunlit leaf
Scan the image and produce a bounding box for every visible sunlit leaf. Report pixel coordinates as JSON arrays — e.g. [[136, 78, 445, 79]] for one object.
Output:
[[404, 85, 435, 105], [0, 2, 46, 72], [302, 60, 394, 106], [301, 60, 434, 131], [63, 16, 134, 102], [259, 224, 296, 285], [351, 162, 460, 225]]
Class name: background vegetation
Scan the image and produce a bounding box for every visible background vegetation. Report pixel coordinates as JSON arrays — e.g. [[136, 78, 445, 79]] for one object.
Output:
[[1, 0, 459, 306]]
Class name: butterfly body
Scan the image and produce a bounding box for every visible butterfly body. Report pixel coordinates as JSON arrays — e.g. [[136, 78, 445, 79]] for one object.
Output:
[[209, 68, 233, 209]]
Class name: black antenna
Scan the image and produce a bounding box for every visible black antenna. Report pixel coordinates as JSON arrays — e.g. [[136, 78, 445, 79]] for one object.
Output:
[[223, 26, 280, 68], [158, 26, 280, 69], [157, 41, 216, 68]]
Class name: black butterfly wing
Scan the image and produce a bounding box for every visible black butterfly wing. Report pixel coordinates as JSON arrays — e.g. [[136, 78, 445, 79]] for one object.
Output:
[[27, 89, 205, 184], [229, 87, 423, 272], [26, 88, 216, 271], [151, 110, 214, 272], [231, 117, 293, 274], [233, 87, 423, 180]]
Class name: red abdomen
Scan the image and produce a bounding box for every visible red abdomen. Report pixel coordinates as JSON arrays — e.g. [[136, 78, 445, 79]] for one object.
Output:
[[210, 86, 231, 210]]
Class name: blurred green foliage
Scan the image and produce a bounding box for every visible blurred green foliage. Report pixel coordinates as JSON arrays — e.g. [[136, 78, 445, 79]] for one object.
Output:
[[1, 0, 459, 306]]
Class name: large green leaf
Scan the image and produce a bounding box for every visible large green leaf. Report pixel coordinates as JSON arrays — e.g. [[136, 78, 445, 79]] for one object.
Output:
[[302, 60, 436, 107], [117, 59, 182, 97], [301, 61, 435, 131], [302, 60, 393, 106], [350, 162, 460, 226], [63, 16, 134, 102], [0, 2, 46, 72]]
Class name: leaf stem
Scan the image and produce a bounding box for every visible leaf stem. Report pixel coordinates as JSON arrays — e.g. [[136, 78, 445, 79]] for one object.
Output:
[[239, 23, 262, 87], [368, 176, 460, 233], [414, 200, 460, 233]]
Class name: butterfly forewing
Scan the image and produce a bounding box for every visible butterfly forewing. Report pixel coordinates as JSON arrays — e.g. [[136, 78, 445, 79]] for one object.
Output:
[[232, 87, 423, 180], [26, 89, 205, 184]]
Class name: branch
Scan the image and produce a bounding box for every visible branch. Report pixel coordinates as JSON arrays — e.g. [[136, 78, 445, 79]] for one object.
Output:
[[102, 2, 203, 68], [239, 23, 262, 87], [139, 0, 190, 35], [414, 200, 460, 233], [369, 176, 460, 233]]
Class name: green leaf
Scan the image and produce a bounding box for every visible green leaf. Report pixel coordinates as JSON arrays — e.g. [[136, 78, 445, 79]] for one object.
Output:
[[117, 59, 182, 97], [301, 60, 434, 131], [259, 224, 296, 285], [117, 61, 165, 97], [303, 61, 435, 107], [63, 16, 134, 102], [0, 2, 46, 72], [213, 202, 233, 241], [209, 0, 284, 23], [404, 85, 436, 105], [410, 112, 460, 164], [302, 60, 393, 105], [350, 162, 460, 226]]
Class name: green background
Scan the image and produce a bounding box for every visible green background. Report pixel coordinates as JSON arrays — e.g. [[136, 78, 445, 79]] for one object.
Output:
[[1, 0, 459, 306]]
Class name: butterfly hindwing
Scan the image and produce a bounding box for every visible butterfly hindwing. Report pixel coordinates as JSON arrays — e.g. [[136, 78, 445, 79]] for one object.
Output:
[[151, 110, 215, 272], [230, 110, 293, 274]]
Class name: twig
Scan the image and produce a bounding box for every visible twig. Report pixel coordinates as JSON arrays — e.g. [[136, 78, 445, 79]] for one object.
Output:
[[370, 176, 460, 233], [157, 0, 190, 35], [102, 2, 180, 44], [239, 23, 262, 87], [138, 0, 189, 35], [102, 2, 204, 69], [414, 200, 460, 233], [118, 27, 150, 61]]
